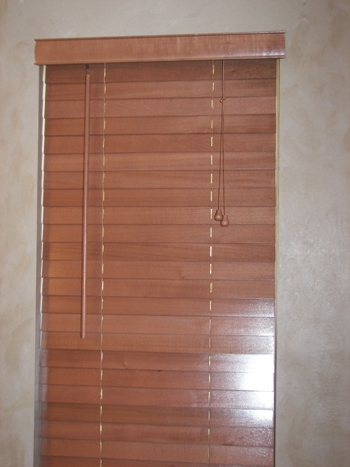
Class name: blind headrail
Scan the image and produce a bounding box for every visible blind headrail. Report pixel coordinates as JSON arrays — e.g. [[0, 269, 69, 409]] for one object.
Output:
[[35, 32, 285, 65]]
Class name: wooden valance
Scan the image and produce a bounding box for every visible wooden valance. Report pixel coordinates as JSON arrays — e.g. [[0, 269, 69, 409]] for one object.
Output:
[[35, 32, 285, 65]]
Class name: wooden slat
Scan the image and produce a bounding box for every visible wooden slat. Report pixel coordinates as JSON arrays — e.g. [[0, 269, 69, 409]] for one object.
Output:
[[211, 317, 275, 336], [42, 314, 100, 332], [101, 404, 274, 429], [101, 279, 274, 299], [102, 369, 273, 391], [44, 188, 275, 207], [102, 334, 210, 354], [40, 456, 99, 467], [102, 423, 207, 444], [41, 332, 101, 350], [103, 387, 209, 408], [40, 421, 100, 448], [210, 408, 274, 428], [45, 78, 276, 101], [45, 64, 102, 83], [211, 426, 273, 446], [42, 277, 274, 299], [42, 260, 101, 279], [211, 298, 275, 318], [110, 113, 269, 135], [42, 296, 274, 317], [102, 440, 207, 463], [35, 32, 285, 65], [42, 242, 101, 261], [211, 372, 274, 391], [212, 281, 275, 299], [45, 114, 276, 137], [103, 459, 205, 467], [104, 59, 277, 81], [210, 390, 274, 409], [41, 438, 100, 458], [44, 152, 276, 172], [41, 384, 100, 404], [103, 170, 276, 189], [211, 336, 274, 354], [45, 96, 276, 119], [45, 61, 209, 84], [42, 384, 273, 410], [103, 242, 274, 262], [41, 402, 100, 422], [42, 260, 274, 281], [103, 315, 210, 335], [104, 260, 274, 281], [104, 334, 274, 354], [44, 59, 276, 84], [211, 354, 274, 373], [44, 170, 276, 190], [107, 95, 276, 118], [41, 349, 101, 368], [42, 314, 209, 334], [101, 352, 274, 373], [103, 369, 209, 390], [45, 118, 103, 136], [102, 351, 209, 372], [41, 367, 100, 386], [91, 441, 271, 466], [42, 186, 276, 207], [43, 206, 275, 225], [210, 445, 274, 466], [224, 58, 277, 78], [100, 316, 274, 336], [44, 133, 275, 155], [43, 224, 275, 244], [42, 296, 102, 314]]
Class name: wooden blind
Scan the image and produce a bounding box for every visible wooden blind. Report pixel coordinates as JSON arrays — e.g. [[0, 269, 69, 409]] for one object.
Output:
[[40, 58, 276, 467]]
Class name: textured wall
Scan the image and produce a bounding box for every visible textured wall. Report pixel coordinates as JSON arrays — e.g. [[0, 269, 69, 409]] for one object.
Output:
[[0, 1, 349, 466]]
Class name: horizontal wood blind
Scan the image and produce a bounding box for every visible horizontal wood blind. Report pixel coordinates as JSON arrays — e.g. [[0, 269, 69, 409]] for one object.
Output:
[[41, 58, 276, 467]]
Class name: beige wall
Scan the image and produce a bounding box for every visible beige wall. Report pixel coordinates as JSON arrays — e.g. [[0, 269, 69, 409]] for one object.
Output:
[[0, 1, 349, 466]]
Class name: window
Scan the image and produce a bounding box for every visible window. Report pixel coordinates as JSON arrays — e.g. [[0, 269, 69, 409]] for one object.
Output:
[[36, 33, 284, 467]]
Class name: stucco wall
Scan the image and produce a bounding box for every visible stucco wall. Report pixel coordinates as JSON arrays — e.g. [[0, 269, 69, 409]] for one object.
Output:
[[0, 1, 349, 466]]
